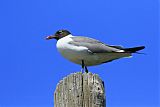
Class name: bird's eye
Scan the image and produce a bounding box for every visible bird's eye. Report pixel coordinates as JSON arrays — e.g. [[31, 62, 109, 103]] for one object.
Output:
[[59, 31, 63, 34]]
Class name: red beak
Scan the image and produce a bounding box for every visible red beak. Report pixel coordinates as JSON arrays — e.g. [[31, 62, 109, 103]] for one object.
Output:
[[45, 35, 56, 40]]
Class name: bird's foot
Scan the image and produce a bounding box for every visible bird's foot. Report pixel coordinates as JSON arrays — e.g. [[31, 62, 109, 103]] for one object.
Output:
[[85, 66, 88, 73], [81, 60, 89, 73]]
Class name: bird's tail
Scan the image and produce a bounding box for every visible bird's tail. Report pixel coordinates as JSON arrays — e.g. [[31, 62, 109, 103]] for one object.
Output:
[[123, 46, 145, 53]]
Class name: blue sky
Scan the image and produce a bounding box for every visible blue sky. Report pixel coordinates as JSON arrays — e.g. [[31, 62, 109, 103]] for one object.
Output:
[[0, 0, 159, 107]]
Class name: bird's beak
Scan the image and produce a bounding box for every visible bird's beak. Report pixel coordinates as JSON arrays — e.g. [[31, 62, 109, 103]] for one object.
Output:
[[46, 35, 57, 40]]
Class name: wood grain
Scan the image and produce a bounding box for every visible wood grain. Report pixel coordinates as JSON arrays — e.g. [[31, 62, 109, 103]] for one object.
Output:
[[54, 72, 105, 107]]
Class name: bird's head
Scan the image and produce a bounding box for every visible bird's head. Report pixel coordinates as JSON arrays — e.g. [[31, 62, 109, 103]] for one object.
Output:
[[46, 30, 71, 40]]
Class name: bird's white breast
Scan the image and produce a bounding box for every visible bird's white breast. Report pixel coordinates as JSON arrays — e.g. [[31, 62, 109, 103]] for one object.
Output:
[[56, 35, 89, 64]]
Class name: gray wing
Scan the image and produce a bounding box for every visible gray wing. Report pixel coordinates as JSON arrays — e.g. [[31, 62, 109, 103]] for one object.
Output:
[[69, 36, 124, 53]]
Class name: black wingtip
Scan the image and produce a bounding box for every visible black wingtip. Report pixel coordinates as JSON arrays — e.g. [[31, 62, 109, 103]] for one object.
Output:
[[124, 46, 145, 53]]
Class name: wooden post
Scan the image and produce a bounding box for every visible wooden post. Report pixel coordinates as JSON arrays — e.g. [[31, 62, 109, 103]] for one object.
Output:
[[54, 72, 106, 107]]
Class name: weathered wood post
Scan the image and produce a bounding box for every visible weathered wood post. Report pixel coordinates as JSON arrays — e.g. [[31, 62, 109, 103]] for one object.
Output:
[[54, 72, 106, 107]]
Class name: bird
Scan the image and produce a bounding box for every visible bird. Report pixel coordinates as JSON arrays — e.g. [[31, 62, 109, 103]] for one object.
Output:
[[46, 29, 145, 73]]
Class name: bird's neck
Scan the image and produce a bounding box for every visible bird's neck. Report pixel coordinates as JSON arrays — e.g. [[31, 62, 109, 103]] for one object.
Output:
[[66, 34, 74, 37]]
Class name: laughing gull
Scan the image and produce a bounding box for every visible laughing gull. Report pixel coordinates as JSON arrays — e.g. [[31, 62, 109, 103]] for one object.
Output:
[[46, 30, 145, 72]]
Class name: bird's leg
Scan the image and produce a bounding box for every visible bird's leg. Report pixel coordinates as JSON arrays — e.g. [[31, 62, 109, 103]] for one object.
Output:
[[85, 66, 88, 73], [81, 60, 85, 73], [81, 60, 88, 73]]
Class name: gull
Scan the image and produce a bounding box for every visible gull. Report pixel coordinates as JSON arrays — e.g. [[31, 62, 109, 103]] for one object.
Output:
[[46, 29, 145, 72]]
